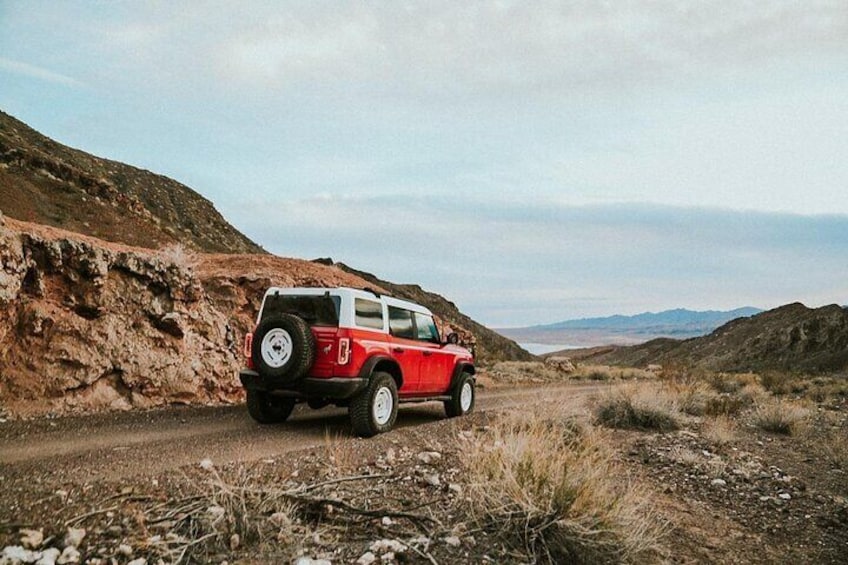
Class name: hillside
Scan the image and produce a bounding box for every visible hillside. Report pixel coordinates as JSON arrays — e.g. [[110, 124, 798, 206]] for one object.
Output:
[[499, 307, 762, 346], [567, 302, 848, 373], [0, 110, 262, 253], [0, 214, 386, 417], [315, 259, 533, 364]]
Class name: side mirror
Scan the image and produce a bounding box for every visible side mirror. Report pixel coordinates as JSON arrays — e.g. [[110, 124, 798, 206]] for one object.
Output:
[[445, 332, 459, 345]]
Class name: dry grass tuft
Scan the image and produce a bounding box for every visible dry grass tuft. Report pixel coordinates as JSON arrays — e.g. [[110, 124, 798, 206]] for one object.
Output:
[[595, 385, 679, 432], [465, 411, 666, 563], [158, 242, 198, 271], [753, 398, 811, 436], [701, 415, 737, 446]]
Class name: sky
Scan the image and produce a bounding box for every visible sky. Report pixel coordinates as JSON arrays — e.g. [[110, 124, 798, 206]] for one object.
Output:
[[1, 1, 847, 327]]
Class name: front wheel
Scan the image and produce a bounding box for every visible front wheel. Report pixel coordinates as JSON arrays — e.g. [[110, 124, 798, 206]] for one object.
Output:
[[349, 372, 398, 437], [445, 372, 475, 417], [246, 390, 296, 424]]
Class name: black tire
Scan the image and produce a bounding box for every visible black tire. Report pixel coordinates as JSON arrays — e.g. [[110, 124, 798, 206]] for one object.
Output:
[[251, 314, 316, 384], [350, 372, 398, 437], [445, 372, 475, 417], [246, 390, 296, 424]]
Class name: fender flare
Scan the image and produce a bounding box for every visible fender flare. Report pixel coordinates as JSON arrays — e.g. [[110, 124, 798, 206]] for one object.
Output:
[[358, 355, 404, 389], [449, 362, 476, 392]]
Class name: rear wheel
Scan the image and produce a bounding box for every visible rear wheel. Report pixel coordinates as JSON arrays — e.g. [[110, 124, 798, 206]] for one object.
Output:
[[246, 390, 296, 424], [350, 372, 398, 437], [445, 372, 475, 417]]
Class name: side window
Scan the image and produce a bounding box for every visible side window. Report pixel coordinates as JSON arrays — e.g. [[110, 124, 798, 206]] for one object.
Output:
[[355, 298, 384, 330], [388, 306, 415, 339], [414, 312, 439, 343]]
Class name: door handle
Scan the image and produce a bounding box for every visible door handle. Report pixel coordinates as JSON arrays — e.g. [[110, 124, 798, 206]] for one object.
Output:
[[393, 348, 405, 354]]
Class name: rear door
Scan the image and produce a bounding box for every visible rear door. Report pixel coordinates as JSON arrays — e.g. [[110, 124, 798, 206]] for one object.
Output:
[[387, 306, 421, 392]]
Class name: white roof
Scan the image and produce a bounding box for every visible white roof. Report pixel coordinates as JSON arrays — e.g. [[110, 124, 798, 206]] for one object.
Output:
[[263, 286, 433, 316]]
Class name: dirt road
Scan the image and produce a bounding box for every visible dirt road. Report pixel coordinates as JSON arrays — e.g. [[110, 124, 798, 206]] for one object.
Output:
[[0, 382, 606, 486]]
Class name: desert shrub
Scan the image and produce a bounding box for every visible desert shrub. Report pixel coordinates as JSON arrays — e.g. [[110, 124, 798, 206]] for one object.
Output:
[[158, 242, 198, 271], [489, 361, 569, 383], [465, 412, 666, 563], [703, 394, 748, 417], [753, 399, 810, 436], [670, 382, 714, 416], [572, 365, 653, 381], [706, 373, 742, 394], [702, 416, 737, 446], [595, 387, 679, 432], [581, 365, 613, 381]]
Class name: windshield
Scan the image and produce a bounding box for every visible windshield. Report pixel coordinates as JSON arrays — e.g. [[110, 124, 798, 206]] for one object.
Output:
[[261, 294, 341, 327]]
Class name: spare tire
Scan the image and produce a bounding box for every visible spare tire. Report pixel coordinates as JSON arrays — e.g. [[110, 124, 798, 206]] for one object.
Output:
[[251, 314, 316, 384]]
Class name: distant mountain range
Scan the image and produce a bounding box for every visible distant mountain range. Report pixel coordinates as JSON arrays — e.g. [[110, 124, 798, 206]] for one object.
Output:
[[563, 302, 848, 373], [497, 307, 763, 347]]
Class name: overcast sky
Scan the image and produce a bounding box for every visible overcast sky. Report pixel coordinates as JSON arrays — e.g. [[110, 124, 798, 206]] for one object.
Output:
[[1, 1, 847, 326]]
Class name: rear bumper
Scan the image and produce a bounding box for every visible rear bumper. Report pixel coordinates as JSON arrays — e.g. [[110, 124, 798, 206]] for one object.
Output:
[[239, 369, 367, 399]]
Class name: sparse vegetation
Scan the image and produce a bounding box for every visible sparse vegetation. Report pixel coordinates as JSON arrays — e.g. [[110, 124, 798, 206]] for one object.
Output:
[[465, 411, 666, 563], [595, 386, 679, 432], [157, 242, 198, 271], [753, 398, 811, 436], [702, 415, 737, 446]]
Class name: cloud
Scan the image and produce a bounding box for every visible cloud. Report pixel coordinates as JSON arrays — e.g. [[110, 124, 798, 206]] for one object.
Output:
[[224, 197, 848, 325], [0, 57, 82, 87]]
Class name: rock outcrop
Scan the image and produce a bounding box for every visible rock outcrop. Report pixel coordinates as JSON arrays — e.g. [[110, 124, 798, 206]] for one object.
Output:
[[0, 218, 375, 417]]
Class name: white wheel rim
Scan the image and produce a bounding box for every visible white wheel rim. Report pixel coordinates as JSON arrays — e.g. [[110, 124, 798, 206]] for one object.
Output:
[[460, 382, 473, 412], [261, 328, 293, 368], [373, 386, 394, 426]]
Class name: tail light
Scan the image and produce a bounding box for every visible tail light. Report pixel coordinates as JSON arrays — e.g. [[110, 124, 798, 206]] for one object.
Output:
[[337, 338, 350, 365], [244, 332, 253, 359]]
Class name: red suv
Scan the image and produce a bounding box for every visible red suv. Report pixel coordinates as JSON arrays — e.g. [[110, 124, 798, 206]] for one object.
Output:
[[239, 287, 476, 436]]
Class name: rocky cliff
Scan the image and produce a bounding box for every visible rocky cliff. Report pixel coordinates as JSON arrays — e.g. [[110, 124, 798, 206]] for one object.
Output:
[[0, 214, 377, 417]]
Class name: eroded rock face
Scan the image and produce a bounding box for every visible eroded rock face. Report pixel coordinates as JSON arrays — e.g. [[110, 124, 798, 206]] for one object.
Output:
[[0, 221, 245, 417]]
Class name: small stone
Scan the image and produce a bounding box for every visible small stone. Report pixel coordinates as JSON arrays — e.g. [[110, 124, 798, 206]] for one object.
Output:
[[2, 546, 36, 563], [356, 551, 377, 565], [369, 539, 406, 554], [105, 525, 123, 538], [779, 493, 792, 500], [417, 451, 442, 465], [444, 536, 461, 547], [380, 552, 395, 562], [448, 483, 463, 495], [270, 512, 291, 528], [385, 448, 396, 464], [381, 517, 393, 527], [126, 559, 147, 565], [711, 479, 727, 487], [423, 474, 441, 487], [57, 545, 81, 564], [199, 458, 214, 470], [55, 489, 68, 499], [19, 528, 43, 549], [117, 543, 133, 557], [229, 533, 240, 550], [63, 527, 86, 548], [36, 547, 61, 565]]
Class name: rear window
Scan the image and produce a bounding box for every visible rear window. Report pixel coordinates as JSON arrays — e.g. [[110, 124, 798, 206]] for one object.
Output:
[[261, 294, 340, 327], [355, 298, 384, 330]]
